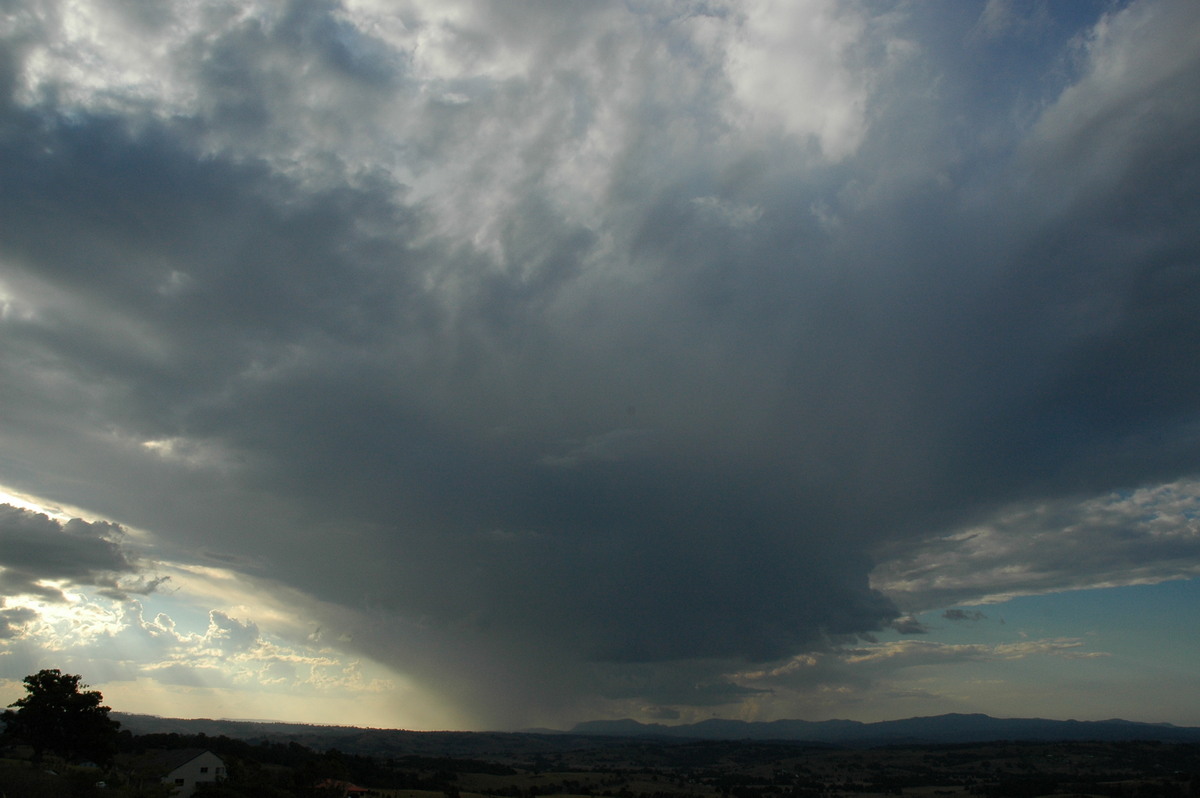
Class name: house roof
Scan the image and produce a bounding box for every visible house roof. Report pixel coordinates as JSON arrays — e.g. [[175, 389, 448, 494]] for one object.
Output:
[[128, 748, 223, 776]]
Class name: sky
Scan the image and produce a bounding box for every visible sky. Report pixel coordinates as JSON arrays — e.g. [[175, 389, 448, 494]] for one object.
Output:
[[1, 0, 1200, 732]]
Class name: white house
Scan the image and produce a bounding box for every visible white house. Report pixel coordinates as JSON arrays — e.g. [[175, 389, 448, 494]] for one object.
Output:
[[153, 749, 227, 798]]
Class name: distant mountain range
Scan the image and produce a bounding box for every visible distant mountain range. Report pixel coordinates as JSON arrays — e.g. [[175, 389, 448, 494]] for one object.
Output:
[[112, 711, 1200, 755], [569, 713, 1200, 745]]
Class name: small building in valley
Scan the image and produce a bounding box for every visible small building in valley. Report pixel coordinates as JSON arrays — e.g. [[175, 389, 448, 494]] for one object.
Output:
[[128, 749, 226, 798]]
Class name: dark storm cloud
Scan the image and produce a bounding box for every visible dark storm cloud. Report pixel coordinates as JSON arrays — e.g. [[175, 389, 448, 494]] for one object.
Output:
[[0, 605, 38, 639], [0, 505, 138, 600], [600, 677, 769, 709], [1, 0, 1199, 725]]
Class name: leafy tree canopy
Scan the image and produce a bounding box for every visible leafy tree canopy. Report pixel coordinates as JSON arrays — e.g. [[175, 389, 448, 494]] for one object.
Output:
[[2, 668, 120, 763]]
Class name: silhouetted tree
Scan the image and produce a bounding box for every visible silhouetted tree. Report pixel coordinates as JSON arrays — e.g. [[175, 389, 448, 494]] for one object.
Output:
[[1, 669, 120, 763]]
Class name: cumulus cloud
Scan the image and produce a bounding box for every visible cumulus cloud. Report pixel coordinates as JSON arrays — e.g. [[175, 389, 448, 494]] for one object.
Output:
[[1, 590, 392, 701], [890, 617, 929, 635], [0, 0, 1198, 728], [697, 0, 887, 160], [203, 610, 262, 656]]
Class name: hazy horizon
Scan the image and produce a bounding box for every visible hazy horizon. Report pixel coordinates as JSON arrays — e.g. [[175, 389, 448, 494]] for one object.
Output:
[[3, 0, 1200, 731], [106, 708, 1200, 735]]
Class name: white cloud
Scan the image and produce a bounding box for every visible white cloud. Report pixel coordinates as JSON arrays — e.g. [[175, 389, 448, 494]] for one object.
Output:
[[701, 0, 883, 160], [0, 493, 399, 717], [0, 589, 396, 709], [840, 638, 1104, 667], [874, 479, 1200, 611], [708, 636, 1109, 723]]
